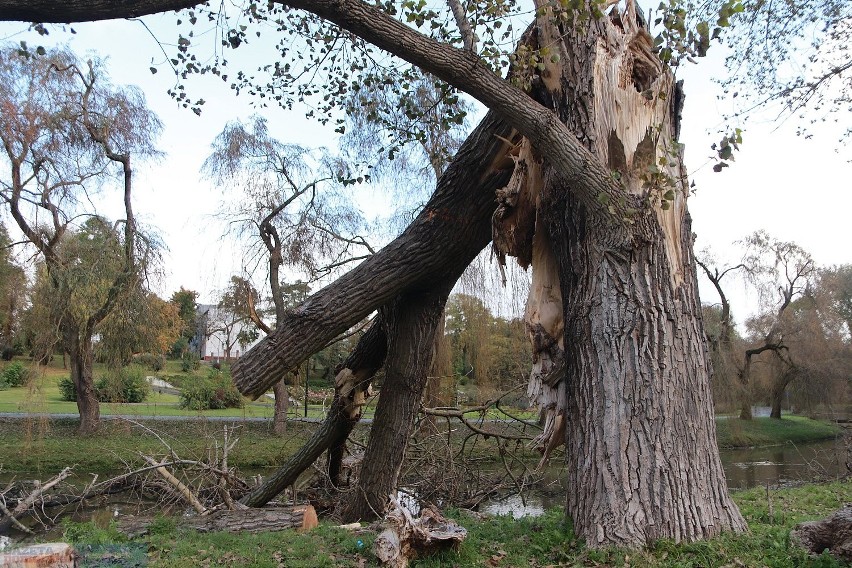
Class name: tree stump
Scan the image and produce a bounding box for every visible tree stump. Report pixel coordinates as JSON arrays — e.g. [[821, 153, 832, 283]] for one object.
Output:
[[791, 504, 852, 562], [374, 499, 466, 568]]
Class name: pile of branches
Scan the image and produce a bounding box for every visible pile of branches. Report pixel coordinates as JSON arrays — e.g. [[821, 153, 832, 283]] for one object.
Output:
[[0, 422, 258, 536]]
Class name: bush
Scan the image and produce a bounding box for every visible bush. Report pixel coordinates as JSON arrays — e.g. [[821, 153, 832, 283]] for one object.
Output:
[[0, 346, 14, 361], [181, 351, 200, 372], [58, 376, 77, 401], [0, 377, 8, 391], [95, 366, 150, 403], [134, 353, 165, 371], [2, 361, 32, 387], [179, 369, 243, 411], [59, 366, 150, 403]]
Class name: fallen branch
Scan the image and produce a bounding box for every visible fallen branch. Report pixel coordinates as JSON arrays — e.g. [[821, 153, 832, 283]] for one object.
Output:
[[141, 454, 206, 514], [0, 467, 72, 535]]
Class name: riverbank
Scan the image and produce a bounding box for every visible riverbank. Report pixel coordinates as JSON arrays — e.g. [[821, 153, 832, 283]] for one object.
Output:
[[716, 415, 842, 449], [0, 414, 842, 474], [59, 480, 851, 567]]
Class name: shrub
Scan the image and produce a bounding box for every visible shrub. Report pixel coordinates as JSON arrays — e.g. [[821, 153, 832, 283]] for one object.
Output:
[[2, 361, 32, 387], [134, 353, 165, 371], [95, 366, 150, 403], [181, 351, 200, 372], [179, 369, 243, 410], [58, 376, 77, 401], [0, 376, 8, 391], [0, 346, 14, 361]]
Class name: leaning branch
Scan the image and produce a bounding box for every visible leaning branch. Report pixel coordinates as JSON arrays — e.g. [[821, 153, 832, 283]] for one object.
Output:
[[232, 111, 514, 399]]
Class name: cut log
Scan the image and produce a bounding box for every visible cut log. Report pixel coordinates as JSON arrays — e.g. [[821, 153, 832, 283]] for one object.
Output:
[[374, 499, 467, 568], [116, 505, 318, 538], [791, 504, 852, 562], [0, 543, 75, 568]]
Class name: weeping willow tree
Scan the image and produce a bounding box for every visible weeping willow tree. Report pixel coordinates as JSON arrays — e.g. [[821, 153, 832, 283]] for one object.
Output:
[[0, 47, 160, 434]]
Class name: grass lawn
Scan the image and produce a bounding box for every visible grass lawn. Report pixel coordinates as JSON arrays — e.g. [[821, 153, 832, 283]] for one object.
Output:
[[58, 480, 852, 567], [0, 417, 319, 474], [716, 415, 842, 448], [0, 357, 345, 419]]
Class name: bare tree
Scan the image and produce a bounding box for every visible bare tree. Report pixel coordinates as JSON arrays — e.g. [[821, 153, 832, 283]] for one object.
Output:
[[202, 116, 371, 433], [0, 47, 160, 434]]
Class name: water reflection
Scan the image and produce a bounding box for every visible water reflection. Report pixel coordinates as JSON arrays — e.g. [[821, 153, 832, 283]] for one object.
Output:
[[720, 438, 845, 490], [480, 438, 846, 518]]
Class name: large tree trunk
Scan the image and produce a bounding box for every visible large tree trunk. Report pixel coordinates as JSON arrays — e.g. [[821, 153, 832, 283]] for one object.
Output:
[[65, 328, 99, 435], [340, 286, 450, 522], [272, 379, 289, 435], [769, 367, 795, 419], [494, 2, 746, 546]]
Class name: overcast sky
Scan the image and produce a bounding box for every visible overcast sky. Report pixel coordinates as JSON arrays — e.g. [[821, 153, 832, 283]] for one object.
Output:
[[1, 10, 849, 325]]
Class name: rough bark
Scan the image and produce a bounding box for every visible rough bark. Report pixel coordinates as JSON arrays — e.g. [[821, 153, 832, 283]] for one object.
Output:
[[0, 0, 201, 21], [66, 330, 99, 435], [116, 505, 318, 538], [272, 379, 289, 435], [341, 285, 450, 522]]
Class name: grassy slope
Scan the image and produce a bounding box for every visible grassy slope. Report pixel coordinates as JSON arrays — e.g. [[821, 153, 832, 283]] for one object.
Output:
[[716, 415, 841, 448], [0, 418, 317, 474], [62, 481, 851, 567]]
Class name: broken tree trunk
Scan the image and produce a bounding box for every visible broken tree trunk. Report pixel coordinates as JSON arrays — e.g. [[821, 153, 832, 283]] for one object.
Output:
[[374, 499, 467, 568], [492, 0, 747, 546], [232, 111, 514, 399]]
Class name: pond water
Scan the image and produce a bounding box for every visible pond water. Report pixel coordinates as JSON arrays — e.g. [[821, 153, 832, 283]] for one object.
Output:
[[482, 437, 848, 518], [3, 437, 846, 529]]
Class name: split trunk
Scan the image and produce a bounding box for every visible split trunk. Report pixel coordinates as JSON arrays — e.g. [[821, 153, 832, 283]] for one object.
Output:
[[497, 2, 746, 546]]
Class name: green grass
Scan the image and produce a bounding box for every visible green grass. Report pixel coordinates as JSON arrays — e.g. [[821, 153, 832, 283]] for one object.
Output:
[[0, 358, 346, 419], [715, 415, 842, 449], [56, 481, 851, 567], [0, 417, 317, 474]]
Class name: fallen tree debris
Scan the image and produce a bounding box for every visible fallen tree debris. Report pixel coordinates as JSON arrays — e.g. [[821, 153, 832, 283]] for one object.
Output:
[[791, 504, 852, 562], [374, 497, 467, 568], [117, 504, 318, 538]]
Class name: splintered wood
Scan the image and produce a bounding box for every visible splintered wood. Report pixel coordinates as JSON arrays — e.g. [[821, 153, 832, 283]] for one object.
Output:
[[374, 499, 467, 568]]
